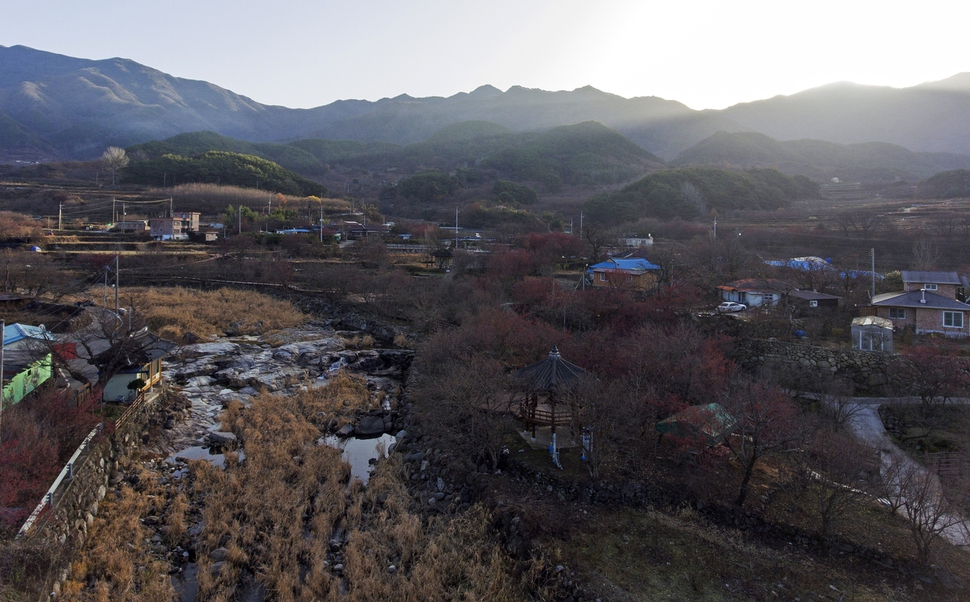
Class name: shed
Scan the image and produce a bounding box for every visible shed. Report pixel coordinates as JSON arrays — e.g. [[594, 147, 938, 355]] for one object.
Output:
[[515, 347, 591, 438], [851, 316, 893, 352], [656, 403, 736, 446], [787, 289, 843, 309]]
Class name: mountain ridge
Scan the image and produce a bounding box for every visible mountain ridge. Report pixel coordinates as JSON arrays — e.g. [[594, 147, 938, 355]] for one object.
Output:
[[3, 44, 970, 167]]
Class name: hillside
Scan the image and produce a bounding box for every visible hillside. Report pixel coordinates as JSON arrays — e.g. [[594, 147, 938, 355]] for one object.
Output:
[[719, 76, 970, 155], [674, 131, 970, 183], [122, 151, 327, 196], [127, 132, 328, 175], [127, 122, 665, 191], [917, 169, 970, 199], [584, 166, 818, 223]]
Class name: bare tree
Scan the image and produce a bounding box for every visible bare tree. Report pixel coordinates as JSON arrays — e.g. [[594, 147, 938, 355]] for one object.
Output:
[[583, 221, 615, 263], [912, 238, 942, 271], [101, 146, 129, 186], [722, 379, 802, 507], [410, 331, 515, 470], [797, 429, 872, 538], [816, 376, 861, 430], [877, 451, 967, 564], [680, 181, 706, 214]]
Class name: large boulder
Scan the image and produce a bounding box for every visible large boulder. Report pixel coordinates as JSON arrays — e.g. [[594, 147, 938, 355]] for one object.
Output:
[[355, 415, 388, 437]]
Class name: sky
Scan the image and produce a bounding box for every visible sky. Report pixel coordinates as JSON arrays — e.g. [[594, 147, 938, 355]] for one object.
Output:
[[3, 0, 969, 110]]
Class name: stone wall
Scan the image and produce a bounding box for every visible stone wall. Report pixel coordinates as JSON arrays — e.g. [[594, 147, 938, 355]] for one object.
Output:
[[21, 389, 167, 600], [734, 339, 898, 395]]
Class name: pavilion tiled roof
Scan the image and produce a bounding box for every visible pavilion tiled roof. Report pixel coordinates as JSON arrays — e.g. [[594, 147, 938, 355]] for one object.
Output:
[[515, 347, 590, 393]]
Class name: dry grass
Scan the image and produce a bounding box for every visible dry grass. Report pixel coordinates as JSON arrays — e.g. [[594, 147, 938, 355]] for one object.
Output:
[[125, 286, 309, 341], [163, 183, 349, 216], [63, 459, 175, 602], [295, 373, 377, 425], [188, 390, 530, 602], [553, 505, 921, 602]]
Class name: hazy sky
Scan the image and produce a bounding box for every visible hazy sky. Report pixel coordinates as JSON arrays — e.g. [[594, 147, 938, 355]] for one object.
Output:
[[4, 0, 968, 110]]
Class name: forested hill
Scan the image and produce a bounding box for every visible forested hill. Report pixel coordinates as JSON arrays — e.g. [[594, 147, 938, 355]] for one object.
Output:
[[126, 122, 665, 190], [584, 167, 818, 224], [917, 169, 970, 199], [122, 151, 327, 197], [673, 131, 970, 183]]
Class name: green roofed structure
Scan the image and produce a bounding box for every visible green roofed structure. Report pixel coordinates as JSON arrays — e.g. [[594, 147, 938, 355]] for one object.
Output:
[[656, 403, 736, 446]]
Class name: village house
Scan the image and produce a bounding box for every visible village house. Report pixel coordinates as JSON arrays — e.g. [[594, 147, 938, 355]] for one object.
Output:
[[716, 278, 788, 308], [1, 323, 54, 406], [619, 233, 654, 248], [869, 289, 970, 337], [96, 327, 177, 402], [150, 211, 202, 241], [588, 258, 660, 290], [901, 270, 969, 301], [115, 220, 149, 233]]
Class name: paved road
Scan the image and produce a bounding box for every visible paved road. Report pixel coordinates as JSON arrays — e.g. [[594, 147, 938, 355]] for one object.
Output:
[[844, 399, 970, 549]]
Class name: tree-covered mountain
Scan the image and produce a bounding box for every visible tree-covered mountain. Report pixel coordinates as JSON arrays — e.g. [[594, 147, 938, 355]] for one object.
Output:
[[584, 167, 818, 224], [122, 151, 326, 196], [5, 43, 970, 174], [0, 45, 735, 161], [917, 169, 970, 199], [127, 132, 328, 175], [718, 76, 970, 156], [125, 122, 665, 190], [673, 131, 970, 183]]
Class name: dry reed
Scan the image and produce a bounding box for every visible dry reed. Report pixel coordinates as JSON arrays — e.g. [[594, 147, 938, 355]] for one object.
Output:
[[126, 287, 308, 341], [188, 389, 528, 601]]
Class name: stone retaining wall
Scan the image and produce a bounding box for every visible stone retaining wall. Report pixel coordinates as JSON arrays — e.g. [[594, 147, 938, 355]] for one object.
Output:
[[23, 389, 167, 601], [734, 339, 899, 395]]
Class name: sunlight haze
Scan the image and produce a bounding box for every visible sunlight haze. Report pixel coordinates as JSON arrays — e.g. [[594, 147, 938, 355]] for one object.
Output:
[[3, 0, 968, 109]]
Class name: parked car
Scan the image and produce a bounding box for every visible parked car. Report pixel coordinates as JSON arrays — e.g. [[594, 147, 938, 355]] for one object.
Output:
[[717, 301, 747, 313]]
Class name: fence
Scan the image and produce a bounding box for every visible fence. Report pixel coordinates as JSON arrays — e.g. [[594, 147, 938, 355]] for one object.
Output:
[[16, 388, 153, 539], [17, 424, 103, 538], [924, 451, 970, 482]]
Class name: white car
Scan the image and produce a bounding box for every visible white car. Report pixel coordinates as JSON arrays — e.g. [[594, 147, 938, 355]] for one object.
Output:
[[717, 301, 747, 313]]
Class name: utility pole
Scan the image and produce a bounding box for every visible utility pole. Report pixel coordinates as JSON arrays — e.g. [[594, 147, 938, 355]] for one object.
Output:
[[319, 205, 324, 242], [238, 206, 242, 235], [455, 206, 459, 250], [579, 211, 584, 239], [169, 197, 173, 218], [713, 216, 717, 239], [103, 266, 108, 306], [112, 198, 116, 224], [58, 203, 62, 231], [871, 248, 876, 298], [114, 254, 120, 316]]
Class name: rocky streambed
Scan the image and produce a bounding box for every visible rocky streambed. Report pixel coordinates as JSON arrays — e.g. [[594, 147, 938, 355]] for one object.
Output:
[[163, 323, 413, 455], [124, 322, 414, 601]]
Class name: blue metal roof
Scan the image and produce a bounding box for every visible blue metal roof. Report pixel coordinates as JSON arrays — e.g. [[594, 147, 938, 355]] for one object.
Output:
[[590, 258, 660, 272], [3, 323, 53, 347]]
